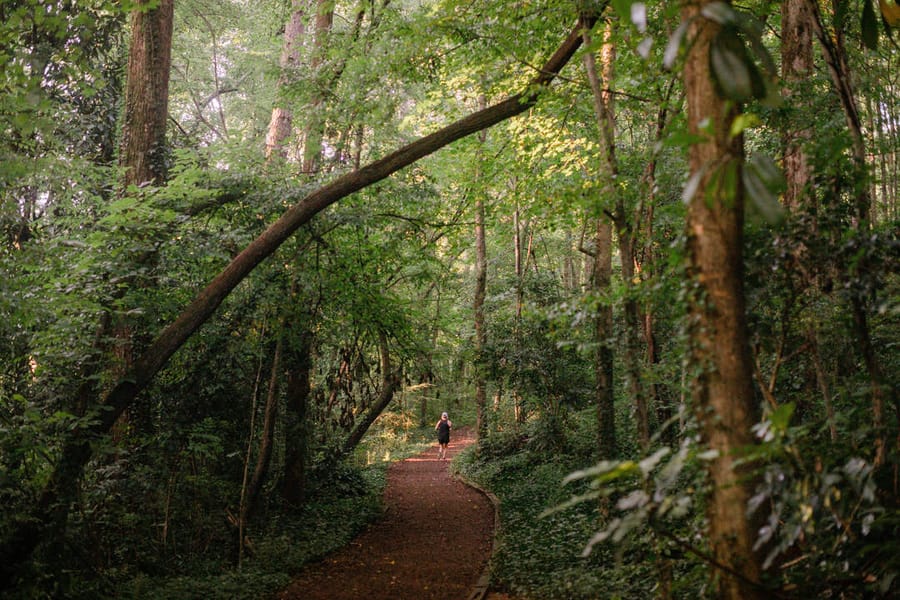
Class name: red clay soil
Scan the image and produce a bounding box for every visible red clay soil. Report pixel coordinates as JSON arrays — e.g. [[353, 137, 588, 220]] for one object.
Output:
[[276, 427, 495, 600]]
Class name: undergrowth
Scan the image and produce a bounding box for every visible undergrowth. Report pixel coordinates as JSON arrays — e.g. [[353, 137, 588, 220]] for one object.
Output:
[[455, 414, 703, 599], [100, 422, 440, 600], [115, 466, 387, 600]]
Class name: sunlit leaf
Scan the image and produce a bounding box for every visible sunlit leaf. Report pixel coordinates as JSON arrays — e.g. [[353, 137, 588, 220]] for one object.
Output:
[[709, 30, 764, 102]]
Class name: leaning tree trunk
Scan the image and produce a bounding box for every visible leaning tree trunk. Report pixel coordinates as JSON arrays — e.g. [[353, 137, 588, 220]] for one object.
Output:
[[339, 331, 400, 457], [0, 17, 597, 586], [681, 1, 765, 597]]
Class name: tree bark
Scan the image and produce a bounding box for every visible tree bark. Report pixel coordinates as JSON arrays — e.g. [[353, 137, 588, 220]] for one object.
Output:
[[781, 0, 814, 212], [0, 17, 596, 585], [301, 0, 334, 174], [803, 0, 870, 224], [681, 1, 765, 597], [242, 335, 283, 522], [474, 111, 489, 441], [282, 316, 315, 506], [265, 1, 307, 161], [583, 21, 617, 458], [120, 0, 174, 189]]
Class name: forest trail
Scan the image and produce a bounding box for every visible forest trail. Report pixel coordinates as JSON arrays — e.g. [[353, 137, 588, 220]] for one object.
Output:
[[276, 427, 496, 600]]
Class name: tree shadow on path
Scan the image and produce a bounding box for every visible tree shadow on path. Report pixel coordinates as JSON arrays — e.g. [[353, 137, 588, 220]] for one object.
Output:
[[276, 427, 494, 600]]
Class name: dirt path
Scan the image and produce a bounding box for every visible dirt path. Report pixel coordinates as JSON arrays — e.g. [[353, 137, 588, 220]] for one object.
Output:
[[276, 427, 495, 600]]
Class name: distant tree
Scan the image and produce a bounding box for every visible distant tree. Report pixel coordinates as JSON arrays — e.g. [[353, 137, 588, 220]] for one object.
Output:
[[582, 18, 617, 459], [265, 0, 307, 161]]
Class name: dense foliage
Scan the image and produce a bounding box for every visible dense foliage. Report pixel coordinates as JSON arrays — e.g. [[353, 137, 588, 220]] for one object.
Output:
[[1, 0, 898, 598]]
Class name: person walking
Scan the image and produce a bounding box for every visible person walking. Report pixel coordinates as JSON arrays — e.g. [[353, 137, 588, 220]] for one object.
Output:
[[434, 412, 452, 460]]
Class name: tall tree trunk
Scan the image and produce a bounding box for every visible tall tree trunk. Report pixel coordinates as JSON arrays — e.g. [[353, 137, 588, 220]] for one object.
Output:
[[120, 0, 173, 189], [639, 79, 678, 446], [301, 0, 334, 174], [805, 0, 888, 465], [282, 320, 315, 505], [474, 100, 489, 442], [0, 20, 595, 584], [265, 1, 307, 161], [589, 219, 615, 459], [781, 0, 814, 212], [597, 25, 651, 450], [681, 1, 765, 597], [111, 0, 175, 403], [804, 0, 870, 224], [512, 195, 526, 424], [583, 21, 617, 458], [242, 335, 283, 522]]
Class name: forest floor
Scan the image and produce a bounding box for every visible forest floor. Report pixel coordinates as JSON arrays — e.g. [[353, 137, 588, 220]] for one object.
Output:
[[275, 427, 515, 600]]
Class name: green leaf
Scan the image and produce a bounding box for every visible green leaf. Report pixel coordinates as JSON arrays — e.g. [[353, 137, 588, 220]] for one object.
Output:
[[611, 0, 633, 22], [709, 30, 764, 102], [743, 154, 786, 225], [682, 165, 707, 205], [639, 447, 670, 475], [730, 112, 761, 139], [769, 402, 796, 431]]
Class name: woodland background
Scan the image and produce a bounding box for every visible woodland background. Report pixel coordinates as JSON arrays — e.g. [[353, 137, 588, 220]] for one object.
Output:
[[1, 0, 898, 598]]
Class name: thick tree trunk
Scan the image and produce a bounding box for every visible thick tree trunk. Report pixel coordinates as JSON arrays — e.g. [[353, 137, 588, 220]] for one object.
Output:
[[681, 1, 765, 597], [301, 0, 334, 173], [0, 18, 596, 585], [120, 0, 173, 188], [109, 0, 175, 444], [781, 0, 814, 212], [587, 16, 658, 454], [281, 336, 313, 505], [591, 218, 615, 459]]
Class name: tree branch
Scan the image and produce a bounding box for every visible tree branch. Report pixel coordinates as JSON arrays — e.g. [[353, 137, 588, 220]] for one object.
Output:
[[0, 13, 600, 585]]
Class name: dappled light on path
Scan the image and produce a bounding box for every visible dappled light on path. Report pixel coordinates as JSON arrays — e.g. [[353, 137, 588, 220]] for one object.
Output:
[[276, 428, 494, 600]]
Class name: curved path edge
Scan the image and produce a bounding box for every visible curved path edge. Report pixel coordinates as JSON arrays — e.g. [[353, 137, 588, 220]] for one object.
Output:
[[453, 468, 501, 600], [276, 427, 496, 600]]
